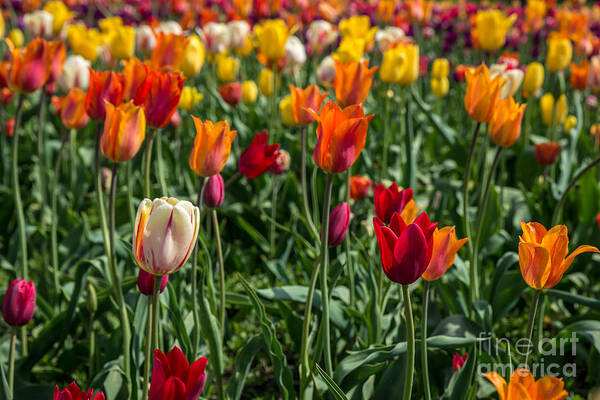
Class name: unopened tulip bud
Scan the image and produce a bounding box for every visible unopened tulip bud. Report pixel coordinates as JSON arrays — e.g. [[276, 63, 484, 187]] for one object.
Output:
[[350, 175, 372, 200], [87, 283, 97, 314], [204, 174, 225, 208], [587, 95, 598, 109], [328, 202, 350, 247], [269, 150, 290, 174], [564, 115, 577, 132], [2, 278, 36, 326], [242, 81, 258, 104], [219, 82, 242, 106], [4, 118, 14, 137], [534, 141, 561, 166], [137, 268, 168, 296], [1, 88, 13, 105]]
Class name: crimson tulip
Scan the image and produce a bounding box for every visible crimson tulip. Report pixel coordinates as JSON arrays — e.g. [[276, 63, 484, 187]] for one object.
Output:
[[239, 131, 280, 178], [328, 202, 350, 247], [374, 183, 414, 224], [54, 382, 105, 400], [2, 278, 36, 326], [149, 346, 208, 400], [204, 174, 225, 208], [452, 353, 468, 371], [137, 269, 168, 296]]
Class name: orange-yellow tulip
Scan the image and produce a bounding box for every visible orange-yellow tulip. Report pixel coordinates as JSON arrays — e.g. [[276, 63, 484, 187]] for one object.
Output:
[[464, 64, 506, 123], [189, 117, 237, 177], [570, 60, 589, 91], [47, 40, 66, 84], [150, 33, 189, 72], [122, 57, 148, 101], [422, 226, 469, 281], [101, 100, 146, 163], [334, 59, 378, 107], [489, 97, 526, 147], [289, 84, 328, 126], [519, 221, 599, 290], [8, 38, 52, 93], [306, 101, 373, 174], [51, 87, 89, 129], [484, 369, 568, 400]]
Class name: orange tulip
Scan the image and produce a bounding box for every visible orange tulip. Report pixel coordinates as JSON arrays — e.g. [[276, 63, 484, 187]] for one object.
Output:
[[464, 64, 506, 123], [122, 57, 149, 101], [134, 70, 185, 128], [47, 41, 66, 84], [569, 60, 589, 91], [484, 369, 568, 400], [101, 100, 146, 163], [306, 101, 373, 174], [333, 59, 378, 107], [151, 33, 189, 72], [289, 84, 328, 126], [519, 221, 599, 289], [51, 87, 89, 129], [86, 69, 125, 121], [489, 97, 526, 147], [422, 226, 469, 281], [8, 38, 52, 93], [189, 117, 237, 177]]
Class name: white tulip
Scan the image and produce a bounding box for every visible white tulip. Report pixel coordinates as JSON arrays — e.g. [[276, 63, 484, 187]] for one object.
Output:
[[57, 55, 91, 91]]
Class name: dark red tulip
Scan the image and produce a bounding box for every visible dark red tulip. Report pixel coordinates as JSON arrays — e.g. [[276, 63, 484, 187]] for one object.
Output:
[[2, 278, 36, 326], [328, 202, 350, 247], [218, 82, 242, 106], [452, 353, 469, 371], [149, 346, 208, 400], [534, 141, 561, 166], [373, 212, 437, 285], [374, 182, 414, 224], [204, 174, 225, 208], [137, 269, 168, 296], [54, 382, 105, 400], [239, 130, 280, 179], [4, 118, 15, 137]]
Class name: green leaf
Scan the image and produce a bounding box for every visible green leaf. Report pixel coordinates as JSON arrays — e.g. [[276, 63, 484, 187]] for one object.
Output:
[[0, 362, 11, 400], [167, 284, 193, 358], [313, 363, 349, 400], [238, 273, 296, 400], [562, 320, 600, 353], [410, 86, 457, 146], [226, 335, 263, 400], [546, 289, 600, 311]]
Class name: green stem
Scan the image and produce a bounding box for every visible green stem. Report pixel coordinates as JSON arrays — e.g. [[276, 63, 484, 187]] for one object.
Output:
[[300, 258, 322, 398], [270, 177, 279, 257], [156, 131, 167, 195], [108, 163, 132, 390], [126, 161, 135, 230], [12, 95, 27, 279], [143, 277, 160, 400], [421, 281, 432, 400], [462, 122, 481, 255], [37, 89, 47, 243], [144, 130, 156, 199], [70, 129, 76, 190], [524, 290, 541, 367], [551, 155, 600, 225], [381, 90, 391, 180], [191, 176, 206, 356], [301, 127, 318, 238], [401, 284, 415, 400], [319, 174, 334, 375], [89, 311, 96, 379], [404, 95, 416, 189], [8, 329, 16, 396], [212, 209, 226, 339], [344, 169, 355, 308], [51, 130, 68, 297], [94, 124, 111, 262]]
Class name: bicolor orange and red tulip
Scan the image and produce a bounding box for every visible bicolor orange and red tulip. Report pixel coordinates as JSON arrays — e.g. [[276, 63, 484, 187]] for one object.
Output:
[[52, 87, 89, 129], [8, 38, 52, 93], [47, 40, 66, 84], [100, 101, 146, 163], [150, 33, 189, 72], [333, 60, 378, 107], [86, 69, 125, 121], [134, 70, 185, 128], [484, 369, 567, 400], [122, 57, 148, 101], [518, 221, 599, 289], [464, 64, 506, 123], [570, 60, 589, 91], [306, 101, 373, 174], [350, 175, 372, 200], [534, 141, 561, 166], [289, 84, 328, 125], [189, 117, 237, 177], [422, 226, 468, 281], [219, 82, 242, 106], [489, 97, 526, 147]]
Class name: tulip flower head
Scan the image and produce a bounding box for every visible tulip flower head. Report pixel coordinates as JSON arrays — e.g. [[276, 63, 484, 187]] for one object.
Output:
[[269, 149, 290, 174], [151, 33, 189, 72], [540, 93, 567, 127], [546, 36, 572, 73], [452, 353, 468, 372], [218, 82, 242, 106], [534, 141, 561, 166], [133, 197, 200, 276], [518, 221, 599, 289], [180, 35, 205, 78], [101, 101, 146, 163], [149, 346, 208, 400], [8, 38, 52, 93], [484, 369, 567, 400], [86, 69, 125, 121], [374, 183, 419, 224], [307, 101, 373, 174], [135, 70, 185, 128], [570, 60, 589, 91], [422, 226, 468, 281], [254, 19, 290, 62], [334, 60, 378, 107], [2, 278, 36, 326], [179, 87, 203, 111], [122, 57, 149, 101], [239, 130, 280, 178], [242, 81, 258, 104], [57, 55, 91, 91], [464, 64, 506, 123], [43, 1, 74, 35], [289, 84, 328, 126], [189, 118, 236, 177], [489, 97, 526, 147], [473, 10, 516, 52], [204, 174, 225, 208], [137, 269, 168, 296], [328, 202, 350, 247], [54, 382, 105, 400], [522, 62, 544, 98], [279, 95, 295, 126], [350, 175, 372, 200], [373, 212, 437, 285]]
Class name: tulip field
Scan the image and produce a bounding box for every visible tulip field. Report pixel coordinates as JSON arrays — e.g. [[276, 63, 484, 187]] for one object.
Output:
[[4, 0, 600, 399]]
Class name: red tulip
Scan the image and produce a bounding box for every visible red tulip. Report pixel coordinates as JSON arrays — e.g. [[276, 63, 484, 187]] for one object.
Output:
[[135, 69, 186, 128], [239, 130, 280, 178], [86, 69, 125, 121], [534, 141, 561, 166], [137, 269, 168, 296], [350, 175, 372, 200], [4, 118, 15, 137], [149, 346, 208, 400], [54, 382, 105, 400], [452, 353, 469, 371], [269, 149, 290, 174], [2, 278, 36, 326], [373, 212, 437, 285], [328, 202, 350, 247], [218, 82, 242, 106], [204, 174, 225, 208], [374, 183, 414, 224]]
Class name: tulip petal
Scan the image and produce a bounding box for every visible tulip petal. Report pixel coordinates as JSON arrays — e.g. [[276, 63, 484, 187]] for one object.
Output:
[[545, 244, 600, 288], [166, 346, 190, 380], [483, 372, 508, 400], [391, 223, 427, 284], [186, 357, 208, 400], [507, 382, 532, 400], [518, 242, 551, 289], [529, 376, 568, 400], [373, 217, 398, 274], [160, 377, 187, 400], [149, 350, 171, 400]]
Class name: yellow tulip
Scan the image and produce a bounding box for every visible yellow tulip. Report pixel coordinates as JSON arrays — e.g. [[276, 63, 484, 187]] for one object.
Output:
[[540, 93, 567, 126], [333, 37, 365, 64], [107, 25, 135, 60], [9, 29, 24, 48], [254, 19, 289, 61], [235, 37, 254, 57], [43, 1, 74, 34], [431, 58, 450, 79], [259, 68, 278, 97], [564, 115, 577, 132], [522, 62, 545, 98], [216, 53, 239, 82], [98, 16, 123, 33], [179, 87, 203, 111], [279, 95, 295, 126], [0, 10, 5, 38], [67, 25, 104, 62], [338, 16, 377, 44], [242, 80, 258, 104], [180, 35, 205, 78], [546, 36, 572, 73], [474, 10, 516, 52], [431, 77, 449, 98], [379, 45, 406, 84]]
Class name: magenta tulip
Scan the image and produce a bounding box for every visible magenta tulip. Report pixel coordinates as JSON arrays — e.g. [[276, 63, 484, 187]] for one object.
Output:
[[149, 346, 208, 400], [374, 183, 414, 224], [204, 174, 225, 208], [137, 269, 169, 296], [328, 202, 350, 247], [2, 278, 36, 326], [54, 382, 105, 400]]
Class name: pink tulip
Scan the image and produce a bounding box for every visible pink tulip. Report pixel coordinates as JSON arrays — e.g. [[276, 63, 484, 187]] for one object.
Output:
[[137, 269, 169, 296], [204, 174, 225, 208], [2, 278, 36, 327], [328, 202, 350, 247]]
